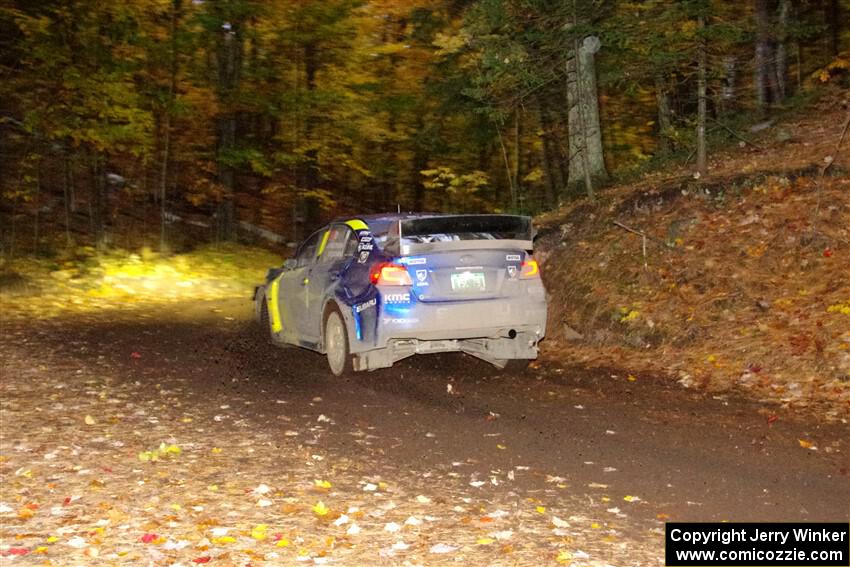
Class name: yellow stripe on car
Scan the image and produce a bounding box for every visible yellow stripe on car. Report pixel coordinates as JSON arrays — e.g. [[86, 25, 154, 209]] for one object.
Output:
[[269, 277, 283, 333], [345, 219, 368, 231], [316, 230, 331, 257]]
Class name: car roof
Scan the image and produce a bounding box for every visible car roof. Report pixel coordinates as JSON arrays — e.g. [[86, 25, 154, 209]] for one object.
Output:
[[330, 213, 447, 235]]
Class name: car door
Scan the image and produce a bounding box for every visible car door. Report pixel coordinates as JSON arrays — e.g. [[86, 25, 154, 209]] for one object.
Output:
[[303, 224, 356, 342], [276, 230, 322, 345]]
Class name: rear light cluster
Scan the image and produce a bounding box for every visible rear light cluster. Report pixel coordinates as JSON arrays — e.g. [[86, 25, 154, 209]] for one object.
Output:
[[520, 259, 539, 279], [370, 263, 412, 286]]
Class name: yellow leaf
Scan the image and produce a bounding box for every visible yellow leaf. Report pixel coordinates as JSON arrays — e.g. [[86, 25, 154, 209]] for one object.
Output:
[[34, 546, 48, 554], [535, 506, 546, 514], [207, 485, 218, 492], [557, 550, 573, 563], [46, 537, 58, 543], [276, 538, 291, 547], [314, 479, 332, 489], [798, 439, 813, 449], [211, 447, 222, 454], [163, 444, 181, 455], [477, 538, 495, 545], [623, 495, 638, 502], [251, 524, 268, 540], [496, 444, 507, 450], [591, 522, 601, 529], [627, 375, 637, 382], [211, 536, 236, 544], [84, 415, 96, 425], [312, 501, 329, 516]]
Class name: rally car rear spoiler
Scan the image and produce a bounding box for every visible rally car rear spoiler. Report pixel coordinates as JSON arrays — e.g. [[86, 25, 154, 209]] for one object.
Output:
[[388, 214, 534, 255]]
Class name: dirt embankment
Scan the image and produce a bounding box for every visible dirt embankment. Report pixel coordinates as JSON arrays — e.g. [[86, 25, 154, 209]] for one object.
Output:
[[536, 98, 850, 420]]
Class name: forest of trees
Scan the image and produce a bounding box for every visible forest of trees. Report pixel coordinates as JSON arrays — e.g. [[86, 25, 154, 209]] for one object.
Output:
[[0, 0, 847, 251]]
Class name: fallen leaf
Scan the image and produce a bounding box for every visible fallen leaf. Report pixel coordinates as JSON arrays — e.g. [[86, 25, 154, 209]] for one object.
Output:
[[84, 415, 96, 425], [429, 543, 457, 554], [192, 557, 212, 564], [251, 524, 268, 540], [312, 501, 329, 516], [552, 516, 570, 528]]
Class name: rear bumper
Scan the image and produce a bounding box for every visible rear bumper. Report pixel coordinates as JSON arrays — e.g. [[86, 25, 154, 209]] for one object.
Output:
[[350, 292, 547, 370], [379, 294, 545, 344]]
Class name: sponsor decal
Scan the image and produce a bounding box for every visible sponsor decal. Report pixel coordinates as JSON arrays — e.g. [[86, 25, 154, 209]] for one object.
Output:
[[506, 254, 521, 261], [384, 292, 411, 303], [382, 317, 419, 325], [405, 257, 427, 265], [357, 232, 374, 262], [415, 269, 428, 284], [354, 298, 376, 313], [507, 265, 518, 279]]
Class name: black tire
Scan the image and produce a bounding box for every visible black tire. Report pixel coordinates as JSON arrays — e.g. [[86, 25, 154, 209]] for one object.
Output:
[[258, 299, 275, 344], [324, 309, 353, 377]]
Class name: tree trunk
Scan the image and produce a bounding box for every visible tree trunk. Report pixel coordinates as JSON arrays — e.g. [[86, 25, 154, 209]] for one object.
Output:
[[512, 106, 521, 210], [63, 155, 72, 246], [536, 96, 562, 207], [697, 15, 708, 177], [654, 72, 674, 153], [301, 41, 322, 230], [825, 0, 841, 57], [160, 0, 181, 251], [495, 125, 515, 208], [91, 154, 106, 248], [33, 163, 40, 253], [719, 56, 737, 115], [215, 17, 243, 241], [775, 0, 790, 99], [754, 0, 782, 109], [567, 35, 607, 198], [577, 36, 607, 181]]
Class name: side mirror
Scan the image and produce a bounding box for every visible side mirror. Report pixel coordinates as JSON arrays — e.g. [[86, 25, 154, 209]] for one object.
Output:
[[283, 258, 297, 270]]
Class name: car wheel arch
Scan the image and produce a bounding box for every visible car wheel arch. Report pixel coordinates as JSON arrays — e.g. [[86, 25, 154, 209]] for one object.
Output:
[[321, 299, 354, 353]]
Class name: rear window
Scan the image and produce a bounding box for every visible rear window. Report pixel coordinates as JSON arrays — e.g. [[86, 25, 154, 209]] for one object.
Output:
[[400, 215, 532, 244]]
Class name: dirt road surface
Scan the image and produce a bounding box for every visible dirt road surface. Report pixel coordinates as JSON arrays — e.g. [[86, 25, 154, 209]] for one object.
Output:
[[1, 298, 848, 565]]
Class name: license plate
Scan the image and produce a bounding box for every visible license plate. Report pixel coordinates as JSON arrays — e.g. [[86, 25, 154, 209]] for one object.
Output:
[[451, 271, 486, 292]]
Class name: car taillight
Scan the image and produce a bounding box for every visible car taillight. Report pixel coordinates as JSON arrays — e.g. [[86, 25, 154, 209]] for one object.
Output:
[[370, 263, 412, 286], [520, 259, 539, 279]]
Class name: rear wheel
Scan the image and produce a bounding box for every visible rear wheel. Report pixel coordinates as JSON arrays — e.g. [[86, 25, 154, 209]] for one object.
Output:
[[324, 309, 352, 376]]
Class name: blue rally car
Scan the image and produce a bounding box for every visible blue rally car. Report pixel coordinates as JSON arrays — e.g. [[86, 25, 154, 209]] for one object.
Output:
[[253, 214, 547, 375]]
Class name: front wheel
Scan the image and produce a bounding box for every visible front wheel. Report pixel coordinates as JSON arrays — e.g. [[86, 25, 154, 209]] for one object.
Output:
[[324, 310, 352, 376]]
